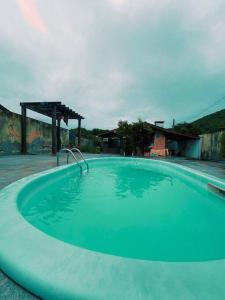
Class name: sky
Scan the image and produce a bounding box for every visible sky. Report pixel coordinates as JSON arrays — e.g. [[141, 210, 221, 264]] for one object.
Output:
[[0, 0, 225, 129]]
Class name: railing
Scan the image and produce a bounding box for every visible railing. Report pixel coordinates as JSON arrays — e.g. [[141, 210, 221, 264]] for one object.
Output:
[[56, 148, 83, 173], [71, 147, 89, 171]]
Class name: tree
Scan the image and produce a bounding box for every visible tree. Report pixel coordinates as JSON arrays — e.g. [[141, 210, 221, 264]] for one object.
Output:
[[173, 122, 200, 136], [91, 128, 108, 136], [117, 119, 153, 155], [117, 120, 133, 155], [131, 120, 153, 155]]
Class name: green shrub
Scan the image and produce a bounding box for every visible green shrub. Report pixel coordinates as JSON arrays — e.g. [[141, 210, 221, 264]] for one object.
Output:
[[95, 146, 101, 154], [80, 144, 96, 153]]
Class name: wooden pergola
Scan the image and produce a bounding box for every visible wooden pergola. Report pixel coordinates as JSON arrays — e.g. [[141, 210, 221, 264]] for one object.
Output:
[[20, 101, 84, 155]]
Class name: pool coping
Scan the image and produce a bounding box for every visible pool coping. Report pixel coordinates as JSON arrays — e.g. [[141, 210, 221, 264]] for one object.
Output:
[[1, 157, 225, 300]]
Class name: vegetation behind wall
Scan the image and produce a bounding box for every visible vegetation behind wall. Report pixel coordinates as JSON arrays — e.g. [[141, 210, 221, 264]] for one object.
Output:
[[173, 123, 200, 136], [69, 127, 108, 153], [192, 109, 225, 134], [174, 109, 225, 136]]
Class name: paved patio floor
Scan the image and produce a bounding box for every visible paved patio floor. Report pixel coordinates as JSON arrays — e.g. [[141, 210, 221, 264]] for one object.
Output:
[[0, 154, 224, 299]]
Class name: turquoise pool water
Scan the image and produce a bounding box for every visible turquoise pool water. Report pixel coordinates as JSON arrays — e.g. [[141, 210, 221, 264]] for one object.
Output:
[[19, 158, 225, 262]]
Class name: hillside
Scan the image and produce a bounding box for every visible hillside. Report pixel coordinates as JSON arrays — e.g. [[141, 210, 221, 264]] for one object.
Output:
[[191, 109, 225, 134]]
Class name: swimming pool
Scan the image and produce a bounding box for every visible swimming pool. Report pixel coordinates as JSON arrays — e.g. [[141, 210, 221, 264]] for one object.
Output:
[[1, 157, 225, 299]]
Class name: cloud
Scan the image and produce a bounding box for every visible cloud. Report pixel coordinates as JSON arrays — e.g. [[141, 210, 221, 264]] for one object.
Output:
[[0, 0, 224, 129], [17, 0, 47, 33]]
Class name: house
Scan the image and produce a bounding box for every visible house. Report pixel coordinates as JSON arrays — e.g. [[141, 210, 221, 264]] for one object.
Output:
[[98, 123, 201, 159]]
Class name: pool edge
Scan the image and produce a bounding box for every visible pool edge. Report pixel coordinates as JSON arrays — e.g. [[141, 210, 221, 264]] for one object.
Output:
[[1, 157, 225, 299]]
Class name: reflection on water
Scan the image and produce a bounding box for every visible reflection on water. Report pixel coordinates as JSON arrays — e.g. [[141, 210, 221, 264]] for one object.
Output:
[[115, 166, 173, 199], [21, 161, 225, 262], [25, 164, 173, 227], [25, 175, 83, 226]]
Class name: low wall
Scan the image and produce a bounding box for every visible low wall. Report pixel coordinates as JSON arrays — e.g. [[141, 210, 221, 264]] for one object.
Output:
[[0, 110, 69, 155], [200, 130, 224, 161]]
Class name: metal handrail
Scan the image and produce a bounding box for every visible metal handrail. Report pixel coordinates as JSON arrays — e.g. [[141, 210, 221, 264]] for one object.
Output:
[[57, 148, 83, 173], [71, 147, 89, 171]]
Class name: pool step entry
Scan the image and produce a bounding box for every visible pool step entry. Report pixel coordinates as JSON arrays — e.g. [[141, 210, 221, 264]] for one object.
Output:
[[71, 147, 89, 171], [56, 148, 89, 173], [208, 183, 225, 197]]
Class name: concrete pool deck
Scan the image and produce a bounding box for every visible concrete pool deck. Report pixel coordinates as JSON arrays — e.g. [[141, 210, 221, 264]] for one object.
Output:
[[0, 154, 225, 299]]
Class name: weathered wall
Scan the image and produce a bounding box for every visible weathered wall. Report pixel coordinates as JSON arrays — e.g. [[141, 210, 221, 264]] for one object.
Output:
[[0, 110, 21, 153], [0, 110, 69, 154], [200, 130, 224, 161]]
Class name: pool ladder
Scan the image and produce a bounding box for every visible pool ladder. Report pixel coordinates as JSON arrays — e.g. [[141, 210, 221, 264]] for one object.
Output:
[[57, 148, 89, 173]]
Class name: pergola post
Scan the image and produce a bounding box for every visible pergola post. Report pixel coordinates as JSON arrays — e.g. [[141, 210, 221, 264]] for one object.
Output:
[[21, 103, 27, 154], [77, 118, 81, 148], [52, 105, 57, 155], [57, 118, 61, 151]]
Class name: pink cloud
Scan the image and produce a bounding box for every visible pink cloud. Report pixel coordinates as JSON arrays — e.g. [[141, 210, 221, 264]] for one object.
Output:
[[17, 0, 47, 32]]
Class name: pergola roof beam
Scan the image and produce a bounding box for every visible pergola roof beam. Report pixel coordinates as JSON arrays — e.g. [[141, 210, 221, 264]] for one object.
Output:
[[20, 101, 84, 120]]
